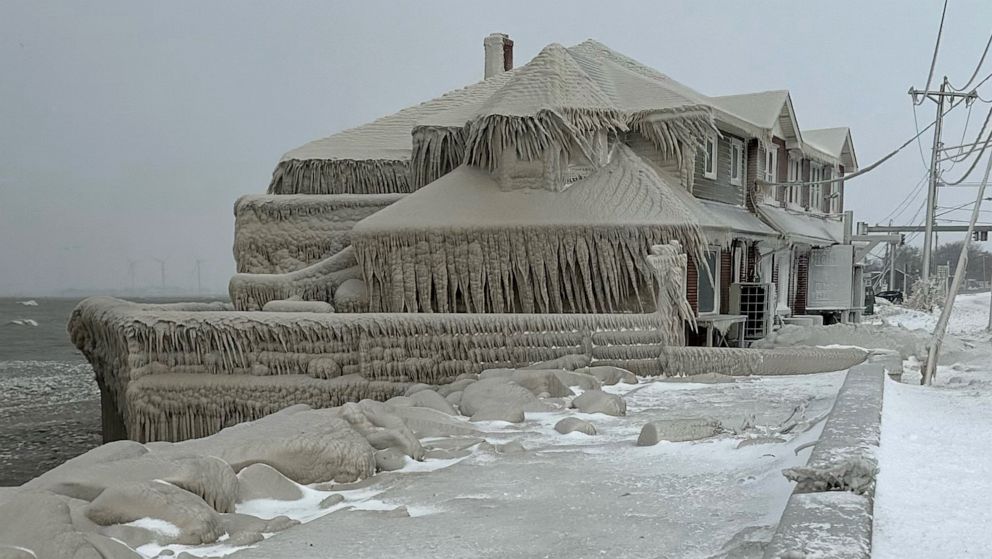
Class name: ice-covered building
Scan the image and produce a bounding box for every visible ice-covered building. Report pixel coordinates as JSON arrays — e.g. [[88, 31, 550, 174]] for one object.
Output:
[[70, 34, 862, 443], [235, 34, 859, 325]]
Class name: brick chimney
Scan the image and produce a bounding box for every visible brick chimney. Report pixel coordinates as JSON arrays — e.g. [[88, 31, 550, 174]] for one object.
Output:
[[484, 33, 513, 79]]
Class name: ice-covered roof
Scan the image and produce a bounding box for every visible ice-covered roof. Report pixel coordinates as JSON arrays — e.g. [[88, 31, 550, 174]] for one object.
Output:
[[353, 145, 700, 232], [756, 205, 844, 246], [709, 90, 790, 130], [803, 127, 858, 170]]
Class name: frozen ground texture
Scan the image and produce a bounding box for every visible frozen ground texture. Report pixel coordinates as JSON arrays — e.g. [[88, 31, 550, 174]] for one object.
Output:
[[227, 373, 845, 559], [871, 293, 992, 558], [0, 367, 847, 559]]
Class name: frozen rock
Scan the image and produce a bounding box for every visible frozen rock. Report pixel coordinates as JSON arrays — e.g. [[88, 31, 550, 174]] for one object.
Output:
[[579, 366, 637, 385], [571, 390, 626, 416], [388, 406, 480, 438], [318, 494, 345, 509], [554, 417, 597, 436], [470, 405, 525, 423], [375, 448, 408, 472], [386, 395, 415, 407], [637, 418, 722, 445], [459, 377, 551, 417], [341, 403, 424, 460], [0, 491, 141, 559], [261, 299, 334, 313], [85, 481, 224, 545], [455, 373, 479, 381], [236, 463, 304, 503], [174, 409, 375, 484], [553, 370, 602, 391], [479, 369, 573, 398], [24, 452, 238, 514], [409, 390, 458, 415], [445, 390, 463, 407], [404, 383, 433, 396], [522, 354, 590, 371], [437, 378, 476, 397]]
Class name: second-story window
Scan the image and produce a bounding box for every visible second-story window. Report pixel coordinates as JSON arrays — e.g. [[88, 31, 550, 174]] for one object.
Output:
[[786, 158, 802, 206], [730, 139, 743, 186], [703, 135, 718, 179], [809, 164, 822, 211], [764, 145, 777, 184]]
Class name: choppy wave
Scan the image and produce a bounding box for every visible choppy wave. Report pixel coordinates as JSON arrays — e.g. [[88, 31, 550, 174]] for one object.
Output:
[[0, 360, 98, 417]]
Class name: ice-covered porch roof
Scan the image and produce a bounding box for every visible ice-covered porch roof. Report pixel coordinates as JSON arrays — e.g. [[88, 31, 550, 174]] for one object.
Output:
[[353, 145, 703, 233], [756, 205, 844, 246]]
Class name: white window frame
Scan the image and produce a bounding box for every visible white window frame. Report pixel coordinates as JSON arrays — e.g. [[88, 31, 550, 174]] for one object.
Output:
[[703, 135, 718, 180], [764, 145, 778, 184], [697, 249, 721, 315], [809, 164, 822, 211], [787, 158, 802, 207], [729, 138, 744, 186]]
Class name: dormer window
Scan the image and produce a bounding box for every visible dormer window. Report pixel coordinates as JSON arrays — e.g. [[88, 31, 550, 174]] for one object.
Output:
[[730, 139, 744, 186], [703, 135, 718, 179]]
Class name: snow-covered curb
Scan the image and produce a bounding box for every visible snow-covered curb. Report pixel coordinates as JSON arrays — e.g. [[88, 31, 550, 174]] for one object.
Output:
[[763, 355, 890, 559]]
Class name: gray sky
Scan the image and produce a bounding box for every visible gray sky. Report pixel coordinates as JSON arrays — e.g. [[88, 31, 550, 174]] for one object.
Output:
[[3, 0, 991, 296]]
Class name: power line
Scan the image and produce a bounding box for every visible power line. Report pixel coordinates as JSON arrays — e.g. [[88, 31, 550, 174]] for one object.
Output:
[[948, 30, 992, 91], [917, 0, 949, 105]]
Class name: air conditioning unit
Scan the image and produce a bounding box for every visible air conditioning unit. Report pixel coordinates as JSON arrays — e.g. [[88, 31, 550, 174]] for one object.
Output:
[[730, 282, 776, 342]]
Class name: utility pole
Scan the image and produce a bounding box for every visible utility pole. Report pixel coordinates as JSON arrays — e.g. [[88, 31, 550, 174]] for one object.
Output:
[[910, 78, 978, 281], [921, 78, 945, 282], [924, 141, 992, 384], [888, 220, 896, 290]]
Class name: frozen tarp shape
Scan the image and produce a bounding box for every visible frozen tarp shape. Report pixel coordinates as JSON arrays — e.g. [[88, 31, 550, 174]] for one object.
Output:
[[351, 144, 708, 313], [756, 204, 844, 246]]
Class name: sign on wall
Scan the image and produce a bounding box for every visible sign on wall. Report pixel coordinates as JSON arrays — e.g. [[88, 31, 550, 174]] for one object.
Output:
[[807, 244, 854, 310]]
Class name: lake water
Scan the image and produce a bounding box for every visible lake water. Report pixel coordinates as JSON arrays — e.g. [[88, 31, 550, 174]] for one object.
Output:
[[0, 296, 220, 485]]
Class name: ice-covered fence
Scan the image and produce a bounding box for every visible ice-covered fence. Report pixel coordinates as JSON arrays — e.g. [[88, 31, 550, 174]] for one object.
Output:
[[234, 193, 404, 274], [69, 297, 674, 442]]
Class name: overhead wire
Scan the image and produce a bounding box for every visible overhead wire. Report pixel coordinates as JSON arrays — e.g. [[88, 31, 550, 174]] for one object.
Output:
[[917, 0, 949, 105], [948, 29, 992, 91]]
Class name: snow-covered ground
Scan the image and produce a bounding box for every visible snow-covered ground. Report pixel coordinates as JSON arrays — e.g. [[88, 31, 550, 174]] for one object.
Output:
[[871, 292, 992, 558], [214, 373, 846, 559]]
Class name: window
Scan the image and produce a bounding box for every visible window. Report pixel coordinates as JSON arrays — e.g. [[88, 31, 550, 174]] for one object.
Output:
[[809, 164, 822, 211], [703, 135, 718, 179], [730, 139, 744, 186], [788, 158, 800, 182], [787, 158, 802, 206], [697, 249, 720, 314], [764, 145, 777, 183]]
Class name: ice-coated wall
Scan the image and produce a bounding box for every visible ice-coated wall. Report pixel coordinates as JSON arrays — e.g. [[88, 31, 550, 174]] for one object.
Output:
[[234, 194, 404, 274]]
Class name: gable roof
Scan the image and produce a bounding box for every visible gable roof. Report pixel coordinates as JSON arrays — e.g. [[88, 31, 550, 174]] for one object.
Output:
[[803, 127, 858, 170], [269, 38, 854, 195]]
